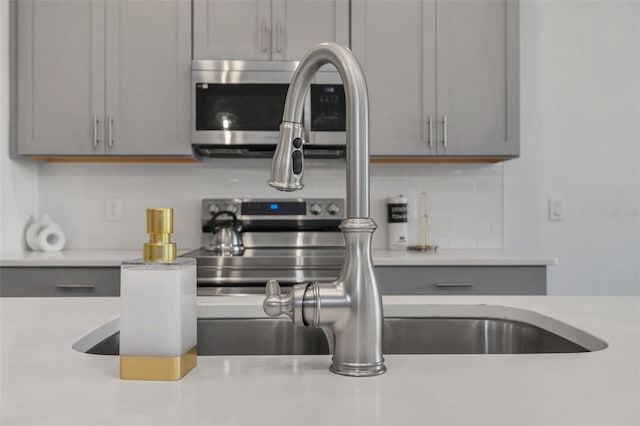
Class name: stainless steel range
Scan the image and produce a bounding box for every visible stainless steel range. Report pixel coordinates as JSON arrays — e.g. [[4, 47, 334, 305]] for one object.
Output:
[[183, 198, 345, 295]]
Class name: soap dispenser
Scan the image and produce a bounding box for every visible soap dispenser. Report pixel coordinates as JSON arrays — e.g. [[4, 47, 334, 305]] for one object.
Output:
[[119, 208, 197, 381]]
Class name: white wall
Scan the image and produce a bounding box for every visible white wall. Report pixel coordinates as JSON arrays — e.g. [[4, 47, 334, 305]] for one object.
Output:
[[504, 0, 640, 294], [0, 0, 40, 253]]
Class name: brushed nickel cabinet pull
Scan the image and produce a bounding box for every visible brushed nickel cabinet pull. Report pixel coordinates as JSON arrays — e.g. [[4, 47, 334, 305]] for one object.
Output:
[[435, 282, 474, 288], [93, 115, 99, 148], [108, 114, 114, 148], [443, 114, 448, 149], [261, 21, 268, 52], [428, 115, 433, 148], [276, 20, 283, 52], [56, 284, 97, 290]]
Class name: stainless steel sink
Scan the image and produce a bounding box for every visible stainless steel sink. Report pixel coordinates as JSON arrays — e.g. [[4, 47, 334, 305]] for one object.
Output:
[[81, 316, 603, 356]]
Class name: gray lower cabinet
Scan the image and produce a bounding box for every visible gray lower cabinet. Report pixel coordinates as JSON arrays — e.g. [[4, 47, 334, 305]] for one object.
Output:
[[351, 0, 519, 159], [0, 268, 120, 297], [376, 266, 546, 295], [16, 0, 192, 157], [1, 265, 545, 297]]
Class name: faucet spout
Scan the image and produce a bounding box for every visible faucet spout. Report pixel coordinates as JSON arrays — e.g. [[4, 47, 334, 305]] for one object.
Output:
[[269, 42, 370, 218], [265, 43, 386, 377]]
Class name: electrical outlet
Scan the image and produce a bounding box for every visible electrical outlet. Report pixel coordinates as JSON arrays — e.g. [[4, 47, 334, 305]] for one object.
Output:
[[548, 198, 564, 221], [105, 198, 123, 222]]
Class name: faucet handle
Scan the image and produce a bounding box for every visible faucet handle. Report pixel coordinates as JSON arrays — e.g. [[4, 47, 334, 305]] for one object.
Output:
[[263, 280, 294, 320]]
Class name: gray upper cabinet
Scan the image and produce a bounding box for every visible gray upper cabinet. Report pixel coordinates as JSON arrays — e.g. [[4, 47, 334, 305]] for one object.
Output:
[[435, 0, 519, 157], [17, 0, 192, 157], [270, 0, 350, 61], [351, 0, 436, 156], [193, 0, 271, 60], [17, 0, 105, 156], [193, 0, 349, 61], [105, 1, 191, 156], [352, 0, 519, 159]]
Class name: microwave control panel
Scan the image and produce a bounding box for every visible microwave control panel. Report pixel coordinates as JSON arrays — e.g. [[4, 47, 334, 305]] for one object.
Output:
[[310, 84, 346, 132]]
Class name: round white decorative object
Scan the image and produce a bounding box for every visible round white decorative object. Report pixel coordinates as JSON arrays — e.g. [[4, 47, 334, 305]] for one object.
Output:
[[25, 214, 52, 251], [36, 224, 66, 252]]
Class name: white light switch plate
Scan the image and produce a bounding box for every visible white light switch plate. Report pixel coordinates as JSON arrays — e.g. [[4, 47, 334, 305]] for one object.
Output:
[[105, 198, 123, 222], [548, 198, 564, 221]]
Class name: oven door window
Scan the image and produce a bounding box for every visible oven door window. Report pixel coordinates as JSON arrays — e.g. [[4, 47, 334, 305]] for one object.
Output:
[[196, 83, 288, 131]]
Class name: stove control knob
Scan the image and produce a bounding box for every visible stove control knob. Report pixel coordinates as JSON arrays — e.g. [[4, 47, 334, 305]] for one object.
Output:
[[208, 203, 220, 214], [327, 203, 340, 216], [309, 203, 323, 216], [224, 203, 238, 214]]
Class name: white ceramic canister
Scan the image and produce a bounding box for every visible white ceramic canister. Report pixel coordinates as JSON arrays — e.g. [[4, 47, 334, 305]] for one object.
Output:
[[386, 195, 409, 250], [37, 223, 67, 252], [25, 214, 67, 252], [25, 214, 52, 251]]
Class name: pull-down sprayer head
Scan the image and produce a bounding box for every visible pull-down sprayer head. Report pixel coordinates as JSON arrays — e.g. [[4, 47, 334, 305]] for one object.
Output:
[[268, 122, 305, 191]]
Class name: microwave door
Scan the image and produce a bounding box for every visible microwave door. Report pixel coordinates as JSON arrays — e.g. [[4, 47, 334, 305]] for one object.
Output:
[[193, 83, 288, 145]]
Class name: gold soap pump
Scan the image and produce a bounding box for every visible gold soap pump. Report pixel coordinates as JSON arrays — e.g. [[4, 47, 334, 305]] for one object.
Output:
[[143, 208, 177, 262]]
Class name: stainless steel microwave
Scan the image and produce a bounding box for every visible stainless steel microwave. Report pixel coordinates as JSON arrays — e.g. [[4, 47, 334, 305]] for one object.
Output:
[[192, 60, 346, 158]]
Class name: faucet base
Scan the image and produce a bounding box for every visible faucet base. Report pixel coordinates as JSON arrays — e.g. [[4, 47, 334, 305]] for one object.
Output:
[[330, 359, 387, 377]]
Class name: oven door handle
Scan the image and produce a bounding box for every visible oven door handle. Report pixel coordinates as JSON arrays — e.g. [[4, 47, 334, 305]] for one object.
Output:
[[197, 286, 279, 296]]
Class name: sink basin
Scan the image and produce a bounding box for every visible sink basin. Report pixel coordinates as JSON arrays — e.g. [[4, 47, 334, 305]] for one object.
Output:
[[86, 318, 332, 356], [77, 315, 606, 356]]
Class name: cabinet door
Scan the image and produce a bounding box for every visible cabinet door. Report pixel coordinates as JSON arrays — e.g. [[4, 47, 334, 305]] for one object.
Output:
[[105, 0, 192, 156], [17, 0, 105, 156], [435, 0, 519, 156], [351, 0, 436, 156], [271, 0, 349, 61], [193, 0, 271, 60]]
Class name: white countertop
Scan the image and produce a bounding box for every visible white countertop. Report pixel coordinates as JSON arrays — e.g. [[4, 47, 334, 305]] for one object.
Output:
[[1, 295, 638, 425], [371, 249, 557, 266], [0, 249, 558, 267]]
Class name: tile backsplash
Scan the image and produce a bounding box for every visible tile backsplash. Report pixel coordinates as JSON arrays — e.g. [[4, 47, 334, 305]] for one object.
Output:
[[38, 159, 503, 250], [370, 163, 503, 250]]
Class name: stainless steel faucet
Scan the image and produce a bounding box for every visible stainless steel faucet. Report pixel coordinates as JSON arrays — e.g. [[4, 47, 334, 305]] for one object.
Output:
[[263, 42, 386, 377]]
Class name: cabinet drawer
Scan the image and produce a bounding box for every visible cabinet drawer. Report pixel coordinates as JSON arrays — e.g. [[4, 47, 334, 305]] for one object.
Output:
[[375, 266, 546, 295], [0, 268, 120, 297]]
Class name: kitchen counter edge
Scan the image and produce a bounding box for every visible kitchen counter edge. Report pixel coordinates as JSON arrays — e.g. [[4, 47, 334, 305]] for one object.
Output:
[[0, 249, 558, 267]]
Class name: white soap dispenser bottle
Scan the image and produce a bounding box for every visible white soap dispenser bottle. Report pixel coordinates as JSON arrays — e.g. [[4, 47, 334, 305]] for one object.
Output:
[[119, 208, 197, 381]]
